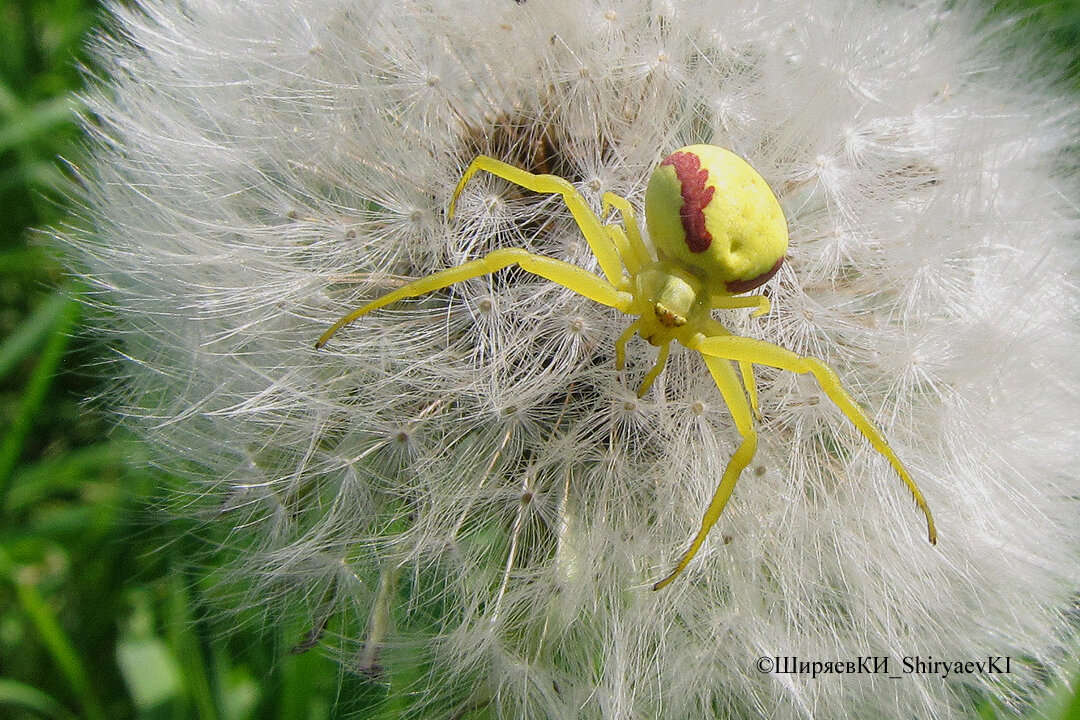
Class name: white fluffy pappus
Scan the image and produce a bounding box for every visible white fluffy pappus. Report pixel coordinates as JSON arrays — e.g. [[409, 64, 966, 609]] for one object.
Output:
[[63, 0, 1080, 718]]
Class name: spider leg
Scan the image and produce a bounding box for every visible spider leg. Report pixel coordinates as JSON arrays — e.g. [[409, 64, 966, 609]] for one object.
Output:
[[688, 333, 937, 545], [605, 225, 642, 276], [614, 321, 639, 370], [316, 248, 632, 348], [449, 156, 626, 286], [602, 192, 652, 273], [653, 355, 757, 590], [709, 293, 771, 318], [739, 361, 762, 420], [636, 342, 671, 398], [700, 316, 760, 419]]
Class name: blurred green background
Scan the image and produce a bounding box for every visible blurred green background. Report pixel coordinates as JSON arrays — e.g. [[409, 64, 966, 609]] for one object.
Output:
[[1, 1, 1078, 718]]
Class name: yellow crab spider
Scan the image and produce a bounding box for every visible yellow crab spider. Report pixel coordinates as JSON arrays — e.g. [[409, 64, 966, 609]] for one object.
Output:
[[317, 144, 937, 590]]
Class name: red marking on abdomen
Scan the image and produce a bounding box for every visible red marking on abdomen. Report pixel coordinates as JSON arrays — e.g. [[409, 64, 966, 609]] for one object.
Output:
[[725, 255, 785, 294], [661, 151, 715, 253]]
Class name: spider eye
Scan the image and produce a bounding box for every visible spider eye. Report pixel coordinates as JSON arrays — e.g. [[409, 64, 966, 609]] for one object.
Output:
[[644, 145, 789, 295]]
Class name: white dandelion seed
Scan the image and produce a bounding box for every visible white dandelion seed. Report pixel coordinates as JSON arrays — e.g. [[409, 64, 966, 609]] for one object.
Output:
[[63, 0, 1080, 718]]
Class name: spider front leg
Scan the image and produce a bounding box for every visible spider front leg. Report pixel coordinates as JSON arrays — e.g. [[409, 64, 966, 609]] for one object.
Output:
[[636, 342, 671, 398], [688, 333, 937, 545], [601, 191, 652, 273], [611, 323, 671, 398], [653, 354, 757, 590], [614, 321, 639, 371], [316, 247, 632, 347], [449, 156, 629, 286]]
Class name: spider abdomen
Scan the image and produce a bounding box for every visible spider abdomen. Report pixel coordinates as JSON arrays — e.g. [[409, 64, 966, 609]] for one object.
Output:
[[644, 144, 788, 295]]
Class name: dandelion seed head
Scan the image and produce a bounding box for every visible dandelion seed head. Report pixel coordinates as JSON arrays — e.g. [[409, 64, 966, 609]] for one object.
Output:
[[64, 0, 1080, 717]]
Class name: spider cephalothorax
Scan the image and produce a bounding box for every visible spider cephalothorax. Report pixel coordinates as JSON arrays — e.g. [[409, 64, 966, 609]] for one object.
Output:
[[317, 144, 936, 589]]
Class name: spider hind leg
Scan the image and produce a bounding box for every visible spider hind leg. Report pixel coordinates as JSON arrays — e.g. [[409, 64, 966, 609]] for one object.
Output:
[[653, 354, 758, 590], [691, 333, 936, 546]]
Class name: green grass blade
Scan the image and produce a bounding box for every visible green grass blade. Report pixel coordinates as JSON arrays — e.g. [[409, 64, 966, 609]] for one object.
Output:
[[116, 635, 183, 711], [0, 678, 77, 720], [0, 293, 79, 512], [0, 248, 56, 274], [6, 439, 149, 511], [0, 551, 107, 720], [167, 566, 221, 720], [1059, 669, 1080, 720], [0, 291, 70, 380], [0, 93, 77, 154]]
